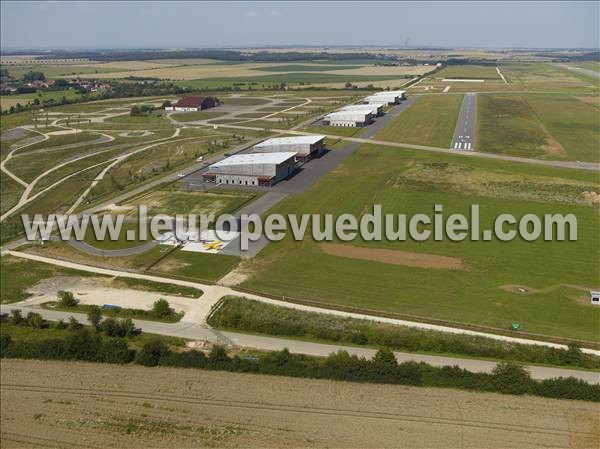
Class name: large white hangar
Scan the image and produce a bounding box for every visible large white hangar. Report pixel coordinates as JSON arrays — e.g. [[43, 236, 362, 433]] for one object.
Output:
[[322, 110, 373, 127], [203, 152, 297, 187], [340, 104, 384, 116], [254, 135, 326, 162], [362, 91, 405, 105]]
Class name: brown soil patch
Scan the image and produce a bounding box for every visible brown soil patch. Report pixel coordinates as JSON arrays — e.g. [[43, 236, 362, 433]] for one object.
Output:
[[2, 359, 598, 449], [153, 256, 190, 273], [582, 191, 600, 207], [543, 135, 567, 158], [577, 96, 600, 106], [321, 243, 467, 271], [499, 284, 597, 306]]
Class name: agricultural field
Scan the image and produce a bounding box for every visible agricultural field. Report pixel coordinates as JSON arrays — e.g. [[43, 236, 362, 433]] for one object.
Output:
[[4, 359, 596, 449], [240, 144, 600, 342], [375, 94, 463, 147], [477, 93, 600, 161]]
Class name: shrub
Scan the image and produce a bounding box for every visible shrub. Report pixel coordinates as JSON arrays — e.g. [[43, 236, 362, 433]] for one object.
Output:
[[136, 339, 170, 366], [57, 291, 78, 308], [152, 299, 173, 318], [491, 362, 533, 395]]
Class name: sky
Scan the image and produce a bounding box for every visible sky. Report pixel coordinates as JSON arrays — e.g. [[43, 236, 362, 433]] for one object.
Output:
[[1, 1, 598, 50]]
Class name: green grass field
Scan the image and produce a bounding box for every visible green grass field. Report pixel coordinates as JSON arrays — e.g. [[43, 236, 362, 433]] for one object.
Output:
[[0, 88, 84, 109], [0, 255, 96, 303], [240, 144, 600, 342], [150, 249, 240, 283], [253, 64, 363, 72], [375, 94, 463, 147], [436, 65, 501, 80], [478, 93, 600, 161], [170, 110, 228, 122], [124, 189, 257, 218]]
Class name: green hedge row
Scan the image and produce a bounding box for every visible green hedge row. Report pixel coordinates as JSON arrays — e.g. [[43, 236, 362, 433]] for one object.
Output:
[[1, 328, 599, 402], [208, 297, 600, 370]]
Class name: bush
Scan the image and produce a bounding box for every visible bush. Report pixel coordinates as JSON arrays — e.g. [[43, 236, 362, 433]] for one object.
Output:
[[136, 339, 170, 367], [491, 362, 533, 395], [57, 291, 78, 308], [152, 299, 173, 318]]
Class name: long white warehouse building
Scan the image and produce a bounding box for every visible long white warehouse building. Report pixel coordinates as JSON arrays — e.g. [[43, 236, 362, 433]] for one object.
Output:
[[362, 94, 401, 105], [340, 104, 384, 116], [203, 152, 297, 187], [254, 135, 325, 162], [322, 110, 373, 127]]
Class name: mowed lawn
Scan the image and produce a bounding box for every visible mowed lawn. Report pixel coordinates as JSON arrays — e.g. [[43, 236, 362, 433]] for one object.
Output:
[[436, 65, 501, 80], [478, 93, 600, 161], [375, 94, 463, 147], [526, 94, 600, 162], [241, 144, 600, 342]]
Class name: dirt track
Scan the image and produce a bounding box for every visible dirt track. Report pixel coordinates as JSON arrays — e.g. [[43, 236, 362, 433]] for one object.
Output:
[[1, 359, 598, 448], [321, 243, 467, 270]]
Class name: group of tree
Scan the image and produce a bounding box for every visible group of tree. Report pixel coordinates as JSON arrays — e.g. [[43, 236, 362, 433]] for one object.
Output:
[[2, 315, 598, 402], [130, 104, 156, 116]]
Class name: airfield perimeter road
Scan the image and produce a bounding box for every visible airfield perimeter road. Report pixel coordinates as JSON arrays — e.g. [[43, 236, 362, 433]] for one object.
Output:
[[2, 303, 598, 384], [451, 92, 477, 151]]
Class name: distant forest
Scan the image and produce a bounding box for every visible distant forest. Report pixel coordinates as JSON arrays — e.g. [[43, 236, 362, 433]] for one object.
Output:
[[28, 49, 399, 63]]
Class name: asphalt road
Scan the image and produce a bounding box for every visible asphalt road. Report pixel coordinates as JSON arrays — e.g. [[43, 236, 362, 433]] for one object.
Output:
[[451, 92, 477, 151], [2, 303, 598, 384]]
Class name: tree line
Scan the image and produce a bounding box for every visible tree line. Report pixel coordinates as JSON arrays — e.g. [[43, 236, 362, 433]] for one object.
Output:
[[209, 297, 600, 370], [1, 311, 599, 402]]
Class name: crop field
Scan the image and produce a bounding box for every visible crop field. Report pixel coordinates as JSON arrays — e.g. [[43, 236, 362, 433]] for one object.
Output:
[[477, 93, 600, 161], [4, 359, 597, 449], [375, 94, 463, 147], [240, 144, 600, 342]]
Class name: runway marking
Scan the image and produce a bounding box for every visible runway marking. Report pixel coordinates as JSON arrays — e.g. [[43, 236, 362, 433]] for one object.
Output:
[[466, 142, 471, 150]]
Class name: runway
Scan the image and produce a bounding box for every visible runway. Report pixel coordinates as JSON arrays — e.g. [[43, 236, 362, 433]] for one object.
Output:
[[451, 92, 477, 151]]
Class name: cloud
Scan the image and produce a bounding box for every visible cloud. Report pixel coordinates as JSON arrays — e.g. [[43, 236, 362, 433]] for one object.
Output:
[[267, 10, 282, 17], [243, 10, 260, 18]]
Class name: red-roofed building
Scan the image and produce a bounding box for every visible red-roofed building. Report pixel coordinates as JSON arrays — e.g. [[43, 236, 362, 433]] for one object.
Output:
[[165, 96, 218, 112]]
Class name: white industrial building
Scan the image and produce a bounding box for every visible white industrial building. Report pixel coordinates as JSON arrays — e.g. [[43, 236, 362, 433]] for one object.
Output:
[[203, 152, 297, 187], [322, 110, 373, 127], [340, 104, 384, 116], [254, 135, 325, 162], [376, 90, 406, 99], [362, 93, 401, 105]]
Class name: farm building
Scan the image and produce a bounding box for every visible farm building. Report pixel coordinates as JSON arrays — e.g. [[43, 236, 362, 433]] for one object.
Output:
[[340, 104, 384, 116], [202, 152, 297, 187], [165, 96, 218, 112], [322, 110, 373, 127], [253, 135, 325, 162]]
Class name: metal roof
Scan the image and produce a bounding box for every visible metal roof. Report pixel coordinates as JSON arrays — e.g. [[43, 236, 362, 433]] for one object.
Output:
[[324, 110, 371, 120], [373, 90, 405, 96], [211, 152, 297, 168], [255, 135, 326, 147]]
